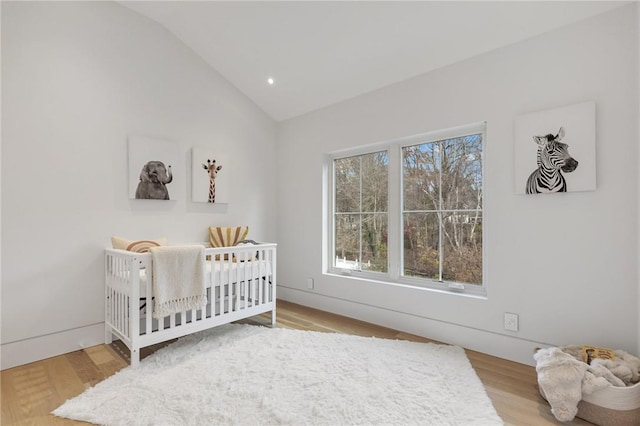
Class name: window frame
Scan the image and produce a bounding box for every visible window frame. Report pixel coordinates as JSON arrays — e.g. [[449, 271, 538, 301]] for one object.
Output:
[[326, 122, 487, 296]]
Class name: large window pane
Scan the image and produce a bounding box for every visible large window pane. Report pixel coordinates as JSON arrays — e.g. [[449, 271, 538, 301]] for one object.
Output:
[[402, 133, 483, 286], [334, 151, 388, 272]]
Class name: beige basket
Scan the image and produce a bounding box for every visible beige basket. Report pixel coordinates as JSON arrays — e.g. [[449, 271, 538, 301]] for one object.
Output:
[[577, 382, 640, 426], [540, 383, 640, 426]]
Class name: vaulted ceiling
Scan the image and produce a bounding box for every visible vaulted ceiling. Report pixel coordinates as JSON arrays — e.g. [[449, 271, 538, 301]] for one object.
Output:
[[122, 1, 628, 121]]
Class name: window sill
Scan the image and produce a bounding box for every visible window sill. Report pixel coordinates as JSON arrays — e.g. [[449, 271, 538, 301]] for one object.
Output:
[[324, 270, 488, 300]]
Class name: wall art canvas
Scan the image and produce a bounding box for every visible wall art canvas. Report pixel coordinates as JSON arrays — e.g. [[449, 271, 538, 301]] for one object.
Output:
[[192, 147, 230, 204], [514, 101, 596, 195], [128, 136, 181, 200]]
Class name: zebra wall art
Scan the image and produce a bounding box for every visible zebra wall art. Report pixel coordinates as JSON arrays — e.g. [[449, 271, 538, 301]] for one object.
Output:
[[525, 126, 579, 194]]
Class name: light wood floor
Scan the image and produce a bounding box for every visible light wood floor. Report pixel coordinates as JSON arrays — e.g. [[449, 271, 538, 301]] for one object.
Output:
[[2, 300, 593, 425]]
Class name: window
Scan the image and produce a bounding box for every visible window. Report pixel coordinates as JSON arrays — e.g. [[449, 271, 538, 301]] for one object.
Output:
[[329, 123, 485, 293], [402, 135, 483, 285], [334, 151, 388, 273]]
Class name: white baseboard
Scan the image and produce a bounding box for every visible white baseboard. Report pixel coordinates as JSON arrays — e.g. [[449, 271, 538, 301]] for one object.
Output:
[[278, 286, 543, 366], [1, 289, 544, 370], [1, 323, 104, 370]]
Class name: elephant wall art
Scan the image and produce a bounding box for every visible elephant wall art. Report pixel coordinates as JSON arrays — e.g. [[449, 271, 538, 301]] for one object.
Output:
[[135, 160, 173, 200], [128, 136, 181, 201]]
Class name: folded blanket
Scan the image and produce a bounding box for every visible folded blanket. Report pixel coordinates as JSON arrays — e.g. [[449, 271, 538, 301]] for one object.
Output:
[[149, 245, 207, 319]]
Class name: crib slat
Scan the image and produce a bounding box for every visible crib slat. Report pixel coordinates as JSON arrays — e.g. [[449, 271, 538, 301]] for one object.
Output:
[[242, 266, 248, 310], [258, 258, 263, 306], [108, 288, 113, 330], [117, 259, 123, 333], [130, 257, 140, 344], [113, 261, 118, 332], [115, 290, 119, 334], [237, 256, 243, 306], [115, 290, 119, 332], [124, 294, 128, 333], [226, 255, 233, 314], [118, 291, 124, 336], [145, 265, 152, 336], [210, 257, 216, 317], [215, 258, 221, 317], [270, 247, 276, 305], [235, 259, 241, 312]]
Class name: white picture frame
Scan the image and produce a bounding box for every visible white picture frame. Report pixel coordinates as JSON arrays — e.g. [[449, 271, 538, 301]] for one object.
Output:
[[192, 147, 230, 204], [514, 101, 596, 195], [128, 136, 181, 200]]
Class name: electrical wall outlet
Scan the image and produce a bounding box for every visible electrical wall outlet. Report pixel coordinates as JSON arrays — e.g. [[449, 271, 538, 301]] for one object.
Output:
[[306, 278, 314, 290], [503, 312, 519, 332]]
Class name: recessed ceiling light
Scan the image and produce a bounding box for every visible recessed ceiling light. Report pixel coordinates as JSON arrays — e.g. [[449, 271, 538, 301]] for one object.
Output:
[[267, 77, 274, 85]]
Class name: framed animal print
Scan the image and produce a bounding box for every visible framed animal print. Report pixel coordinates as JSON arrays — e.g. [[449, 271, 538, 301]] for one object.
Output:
[[128, 136, 181, 201], [191, 146, 230, 204], [514, 101, 596, 195]]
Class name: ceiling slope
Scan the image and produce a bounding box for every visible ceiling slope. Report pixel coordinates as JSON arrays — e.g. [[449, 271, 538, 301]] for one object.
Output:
[[122, 1, 628, 121]]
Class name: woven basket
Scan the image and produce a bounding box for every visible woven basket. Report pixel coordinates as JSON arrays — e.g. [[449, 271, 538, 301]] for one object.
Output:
[[540, 383, 640, 426]]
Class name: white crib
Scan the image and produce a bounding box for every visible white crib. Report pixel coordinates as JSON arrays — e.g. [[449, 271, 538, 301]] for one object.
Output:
[[104, 243, 276, 367]]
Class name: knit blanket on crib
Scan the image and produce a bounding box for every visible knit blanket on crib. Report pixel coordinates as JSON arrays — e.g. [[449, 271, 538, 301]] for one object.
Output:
[[149, 245, 207, 319]]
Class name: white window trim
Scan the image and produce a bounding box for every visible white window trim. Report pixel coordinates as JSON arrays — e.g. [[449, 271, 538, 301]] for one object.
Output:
[[325, 122, 487, 297]]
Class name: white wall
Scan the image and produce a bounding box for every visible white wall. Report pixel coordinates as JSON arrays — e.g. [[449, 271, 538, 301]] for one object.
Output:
[[277, 5, 639, 365], [1, 1, 277, 369]]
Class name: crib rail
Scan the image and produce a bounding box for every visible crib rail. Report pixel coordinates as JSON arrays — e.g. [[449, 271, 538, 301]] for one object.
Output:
[[105, 243, 276, 367], [104, 250, 149, 348]]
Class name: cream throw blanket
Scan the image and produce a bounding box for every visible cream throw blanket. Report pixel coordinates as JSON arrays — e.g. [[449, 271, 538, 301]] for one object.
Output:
[[149, 245, 207, 319]]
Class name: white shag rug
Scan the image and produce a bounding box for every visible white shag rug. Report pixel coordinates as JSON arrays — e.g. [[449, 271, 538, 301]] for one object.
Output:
[[53, 324, 503, 425]]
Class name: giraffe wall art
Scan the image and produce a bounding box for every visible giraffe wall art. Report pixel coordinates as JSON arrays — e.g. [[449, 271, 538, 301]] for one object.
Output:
[[191, 147, 230, 204], [203, 159, 222, 203]]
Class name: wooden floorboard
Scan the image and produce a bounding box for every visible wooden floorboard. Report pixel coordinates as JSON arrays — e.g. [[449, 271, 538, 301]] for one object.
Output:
[[1, 299, 593, 425]]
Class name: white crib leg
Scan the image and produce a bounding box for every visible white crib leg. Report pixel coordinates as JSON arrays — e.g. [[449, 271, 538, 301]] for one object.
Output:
[[271, 307, 276, 327], [131, 349, 140, 368], [105, 325, 113, 344]]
